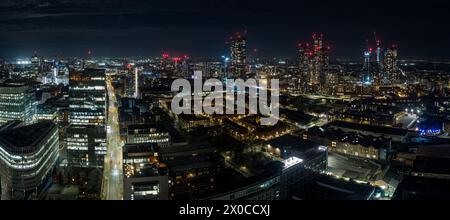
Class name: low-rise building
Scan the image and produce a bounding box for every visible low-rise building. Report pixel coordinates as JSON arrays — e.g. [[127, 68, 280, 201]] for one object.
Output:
[[308, 126, 392, 161], [326, 120, 410, 143]]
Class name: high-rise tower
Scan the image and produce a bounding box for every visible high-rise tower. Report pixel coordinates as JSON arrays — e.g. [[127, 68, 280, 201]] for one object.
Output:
[[66, 68, 107, 168], [311, 33, 329, 86], [362, 39, 373, 85], [384, 45, 399, 83], [298, 34, 330, 92], [229, 32, 247, 78], [68, 69, 106, 126]]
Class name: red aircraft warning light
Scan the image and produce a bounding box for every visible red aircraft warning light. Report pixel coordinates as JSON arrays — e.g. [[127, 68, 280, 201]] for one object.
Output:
[[127, 63, 133, 70], [162, 53, 170, 59], [172, 57, 181, 62]]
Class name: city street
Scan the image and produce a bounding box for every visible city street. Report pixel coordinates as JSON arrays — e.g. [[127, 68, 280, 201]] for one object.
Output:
[[101, 78, 124, 200]]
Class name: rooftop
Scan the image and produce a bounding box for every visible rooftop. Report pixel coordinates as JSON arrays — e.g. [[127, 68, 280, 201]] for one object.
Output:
[[309, 126, 391, 149], [393, 176, 450, 200], [0, 120, 56, 153], [185, 163, 283, 200], [266, 134, 318, 154], [297, 174, 376, 200], [127, 123, 168, 135], [123, 143, 159, 157], [327, 120, 410, 136], [0, 80, 28, 88], [280, 108, 317, 124]]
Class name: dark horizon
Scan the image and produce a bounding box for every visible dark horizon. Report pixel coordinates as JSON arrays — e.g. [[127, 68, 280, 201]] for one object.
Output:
[[1, 0, 450, 61]]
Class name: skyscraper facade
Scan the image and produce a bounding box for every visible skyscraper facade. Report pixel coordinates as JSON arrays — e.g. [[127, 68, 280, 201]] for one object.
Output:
[[125, 67, 140, 98], [65, 125, 107, 168], [68, 69, 107, 126], [0, 82, 35, 126], [229, 32, 247, 78], [298, 34, 330, 92], [362, 46, 373, 85], [384, 45, 399, 84], [311, 34, 330, 87], [66, 69, 107, 168]]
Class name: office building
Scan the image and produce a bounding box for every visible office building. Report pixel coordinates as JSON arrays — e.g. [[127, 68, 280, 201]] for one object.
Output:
[[123, 143, 169, 200], [67, 68, 107, 168], [200, 136, 327, 200], [68, 69, 107, 126], [0, 82, 35, 126], [65, 125, 107, 168], [0, 120, 59, 200], [126, 124, 171, 148]]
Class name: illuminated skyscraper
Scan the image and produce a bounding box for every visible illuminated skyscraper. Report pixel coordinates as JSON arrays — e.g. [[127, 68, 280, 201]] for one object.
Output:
[[361, 34, 385, 85], [384, 45, 399, 83], [134, 67, 139, 98], [68, 69, 106, 126], [297, 43, 311, 91], [67, 68, 107, 168], [375, 39, 383, 64], [125, 67, 140, 98], [298, 34, 330, 91], [229, 32, 247, 78], [373, 38, 385, 85], [311, 33, 329, 86], [362, 42, 373, 85], [31, 52, 40, 67]]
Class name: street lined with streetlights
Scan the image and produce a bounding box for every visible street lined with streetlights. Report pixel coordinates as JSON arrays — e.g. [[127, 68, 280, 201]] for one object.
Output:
[[101, 77, 124, 200]]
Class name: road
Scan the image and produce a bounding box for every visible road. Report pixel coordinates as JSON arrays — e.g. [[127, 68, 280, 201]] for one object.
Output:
[[101, 78, 124, 200]]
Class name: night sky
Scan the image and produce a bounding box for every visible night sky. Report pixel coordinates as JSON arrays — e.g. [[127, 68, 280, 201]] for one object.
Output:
[[1, 0, 450, 60]]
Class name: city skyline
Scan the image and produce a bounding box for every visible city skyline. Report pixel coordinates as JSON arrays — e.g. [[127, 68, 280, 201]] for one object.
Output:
[[1, 0, 450, 60], [1, 0, 450, 204]]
